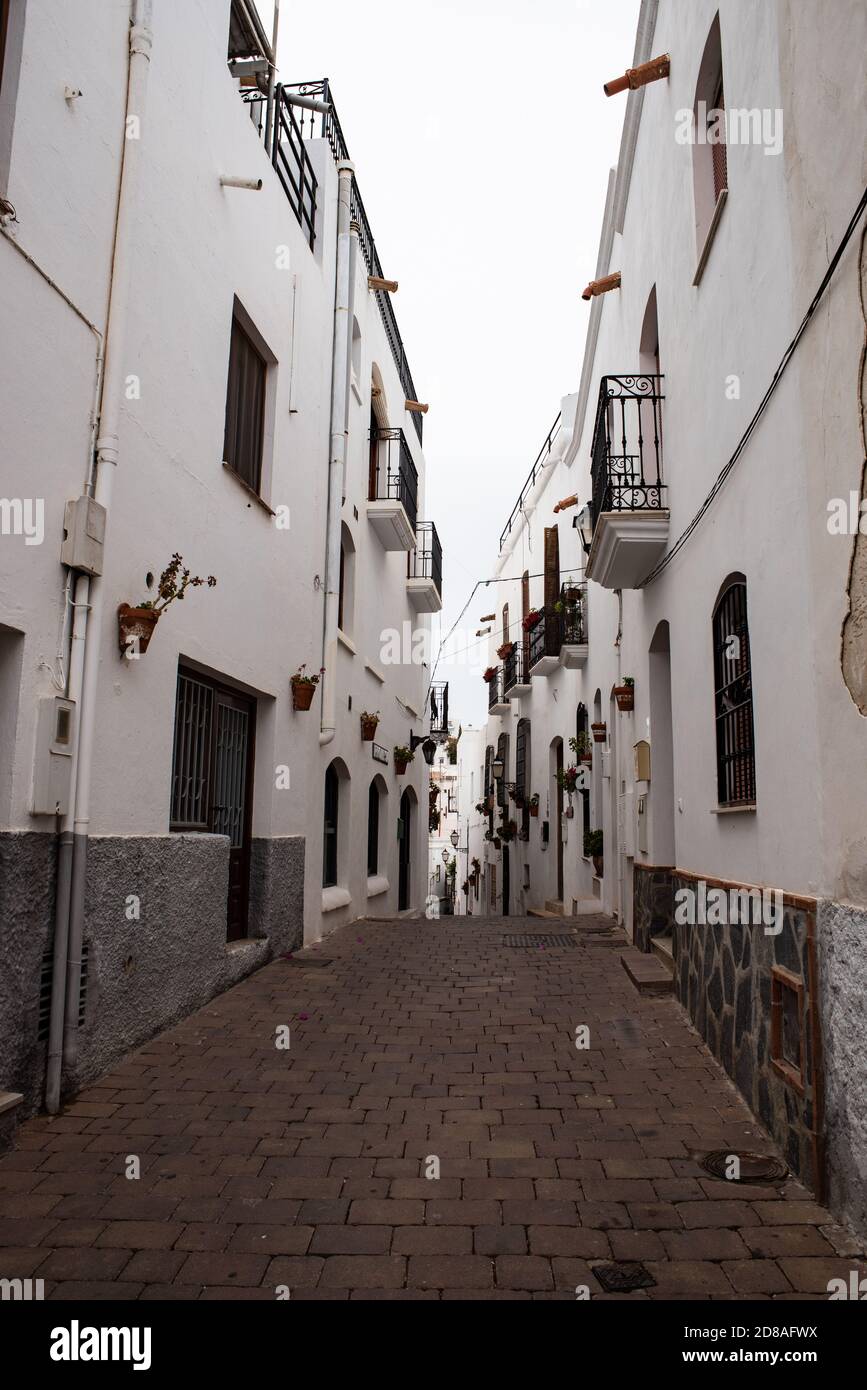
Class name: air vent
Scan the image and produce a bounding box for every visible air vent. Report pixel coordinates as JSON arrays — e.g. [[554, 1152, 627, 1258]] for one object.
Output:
[[502, 933, 579, 948], [38, 944, 89, 1042]]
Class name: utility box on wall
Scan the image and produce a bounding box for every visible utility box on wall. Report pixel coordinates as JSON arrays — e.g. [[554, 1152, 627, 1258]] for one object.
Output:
[[60, 497, 106, 576], [633, 740, 651, 782], [31, 696, 76, 815]]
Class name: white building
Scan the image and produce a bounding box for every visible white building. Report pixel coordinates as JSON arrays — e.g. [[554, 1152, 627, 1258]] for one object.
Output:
[[0, 0, 443, 1118], [427, 724, 487, 916], [480, 0, 867, 1236]]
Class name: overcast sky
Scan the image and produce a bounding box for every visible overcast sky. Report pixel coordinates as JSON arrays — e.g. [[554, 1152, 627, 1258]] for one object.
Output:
[[273, 0, 641, 725]]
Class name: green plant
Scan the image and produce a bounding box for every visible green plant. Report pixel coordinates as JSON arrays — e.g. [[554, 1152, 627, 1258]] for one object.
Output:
[[291, 664, 324, 686], [557, 765, 579, 794], [360, 710, 380, 723], [471, 856, 481, 873], [529, 793, 540, 808], [139, 553, 216, 613], [584, 829, 604, 857], [570, 733, 592, 757], [393, 744, 414, 763], [622, 675, 635, 686]]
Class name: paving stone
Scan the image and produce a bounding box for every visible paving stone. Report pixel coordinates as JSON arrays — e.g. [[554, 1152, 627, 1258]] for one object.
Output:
[[408, 1255, 494, 1289]]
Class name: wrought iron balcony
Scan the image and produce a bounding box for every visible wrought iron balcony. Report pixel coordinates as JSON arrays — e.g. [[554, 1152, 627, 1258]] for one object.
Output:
[[499, 413, 562, 552], [528, 608, 561, 676], [407, 522, 442, 612], [586, 374, 669, 589], [487, 669, 510, 715], [429, 682, 449, 736], [502, 643, 531, 697], [368, 427, 418, 550], [558, 583, 588, 668]]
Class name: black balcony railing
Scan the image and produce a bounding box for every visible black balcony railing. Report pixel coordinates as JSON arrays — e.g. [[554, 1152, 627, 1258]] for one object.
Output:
[[590, 375, 665, 526], [487, 669, 505, 711], [271, 86, 317, 250], [499, 413, 562, 551], [558, 583, 587, 646], [370, 428, 418, 533], [528, 609, 560, 669], [502, 644, 526, 694], [430, 682, 449, 736], [280, 79, 424, 443], [408, 522, 442, 597]]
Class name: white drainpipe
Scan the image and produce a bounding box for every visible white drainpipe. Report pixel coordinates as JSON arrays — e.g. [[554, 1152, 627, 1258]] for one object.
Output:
[[54, 0, 153, 1092], [320, 160, 357, 745]]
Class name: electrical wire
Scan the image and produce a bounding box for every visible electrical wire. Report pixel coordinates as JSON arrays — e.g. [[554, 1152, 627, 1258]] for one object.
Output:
[[639, 185, 867, 587]]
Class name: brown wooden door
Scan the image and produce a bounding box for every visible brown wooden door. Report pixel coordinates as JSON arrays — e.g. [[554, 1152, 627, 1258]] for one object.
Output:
[[555, 740, 564, 903], [170, 670, 255, 941]]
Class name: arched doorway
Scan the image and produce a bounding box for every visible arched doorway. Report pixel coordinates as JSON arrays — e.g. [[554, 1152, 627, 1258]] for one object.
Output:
[[550, 737, 564, 905], [398, 788, 412, 909], [649, 621, 675, 865]]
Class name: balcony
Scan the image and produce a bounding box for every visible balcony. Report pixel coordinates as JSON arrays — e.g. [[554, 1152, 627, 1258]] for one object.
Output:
[[407, 522, 442, 613], [368, 428, 418, 550], [429, 682, 449, 737], [585, 375, 668, 589], [558, 583, 589, 669], [527, 609, 561, 677], [487, 669, 510, 716], [502, 643, 531, 698]]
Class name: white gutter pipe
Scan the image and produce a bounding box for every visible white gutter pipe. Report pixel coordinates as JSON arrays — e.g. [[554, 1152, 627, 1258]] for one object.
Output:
[[58, 0, 153, 1089], [319, 160, 356, 745]]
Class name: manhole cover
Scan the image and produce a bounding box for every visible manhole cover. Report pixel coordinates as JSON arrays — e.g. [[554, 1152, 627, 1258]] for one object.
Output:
[[699, 1150, 789, 1183], [502, 934, 579, 948], [593, 1262, 656, 1293]]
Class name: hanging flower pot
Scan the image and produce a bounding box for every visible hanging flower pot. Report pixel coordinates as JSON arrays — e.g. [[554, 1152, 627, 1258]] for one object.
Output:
[[493, 837, 501, 850], [522, 608, 542, 633], [529, 795, 540, 818], [483, 666, 498, 683], [117, 604, 160, 655], [614, 682, 634, 712], [563, 586, 581, 605], [591, 722, 607, 743], [496, 641, 514, 660], [565, 804, 574, 819], [291, 664, 323, 710], [394, 744, 414, 775], [579, 752, 592, 767], [360, 711, 380, 741]]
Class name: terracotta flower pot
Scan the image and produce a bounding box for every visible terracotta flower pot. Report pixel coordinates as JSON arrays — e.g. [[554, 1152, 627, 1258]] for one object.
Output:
[[592, 855, 604, 877], [529, 803, 539, 818], [291, 680, 317, 711], [395, 757, 409, 775], [591, 722, 607, 743], [360, 716, 379, 741], [614, 685, 635, 712], [117, 604, 159, 655], [565, 804, 574, 820], [563, 587, 580, 604]]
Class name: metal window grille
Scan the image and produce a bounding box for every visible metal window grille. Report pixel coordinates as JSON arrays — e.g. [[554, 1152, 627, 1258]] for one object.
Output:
[[713, 580, 756, 805], [170, 673, 214, 829]]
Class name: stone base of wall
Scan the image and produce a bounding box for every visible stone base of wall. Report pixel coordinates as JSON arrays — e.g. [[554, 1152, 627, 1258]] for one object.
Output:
[[818, 899, 867, 1241], [670, 871, 819, 1192], [0, 830, 304, 1120], [633, 863, 675, 951]]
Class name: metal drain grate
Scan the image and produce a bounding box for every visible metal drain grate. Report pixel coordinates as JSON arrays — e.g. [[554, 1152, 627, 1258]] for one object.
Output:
[[593, 1261, 656, 1292], [38, 943, 89, 1042], [699, 1149, 789, 1183], [502, 934, 579, 948]]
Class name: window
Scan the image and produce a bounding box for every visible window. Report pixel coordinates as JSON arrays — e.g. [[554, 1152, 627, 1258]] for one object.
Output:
[[712, 577, 756, 806], [496, 732, 509, 810], [223, 311, 267, 493], [576, 704, 590, 839], [367, 780, 380, 875], [323, 763, 339, 887], [338, 523, 355, 636], [516, 718, 530, 837], [692, 14, 728, 267]]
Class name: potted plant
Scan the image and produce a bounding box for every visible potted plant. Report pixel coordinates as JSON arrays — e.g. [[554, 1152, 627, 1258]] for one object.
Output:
[[394, 744, 414, 775], [474, 801, 487, 816], [471, 857, 481, 874], [556, 765, 579, 796], [614, 676, 635, 711], [562, 576, 582, 604], [447, 735, 459, 765], [496, 640, 514, 660], [493, 836, 501, 850], [522, 608, 542, 633], [570, 733, 593, 766], [291, 663, 324, 710], [584, 829, 604, 877], [118, 553, 217, 655], [360, 710, 380, 741], [529, 793, 540, 818], [483, 665, 498, 683], [591, 721, 607, 743]]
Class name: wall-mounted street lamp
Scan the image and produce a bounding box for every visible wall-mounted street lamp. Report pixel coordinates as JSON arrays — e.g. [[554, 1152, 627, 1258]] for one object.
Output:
[[441, 848, 450, 864], [492, 757, 504, 780], [573, 504, 594, 555], [450, 830, 460, 848]]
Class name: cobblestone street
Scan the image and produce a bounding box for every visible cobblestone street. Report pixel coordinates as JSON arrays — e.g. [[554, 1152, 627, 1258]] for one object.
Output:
[[1, 916, 863, 1301]]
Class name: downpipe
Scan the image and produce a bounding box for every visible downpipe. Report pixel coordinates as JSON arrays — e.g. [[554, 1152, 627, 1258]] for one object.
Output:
[[54, 0, 153, 1098], [319, 160, 357, 745]]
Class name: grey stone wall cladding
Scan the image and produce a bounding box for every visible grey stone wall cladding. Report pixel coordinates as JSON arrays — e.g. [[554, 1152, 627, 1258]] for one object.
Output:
[[0, 831, 304, 1119], [818, 900, 867, 1241], [633, 863, 820, 1191], [632, 863, 674, 952]]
